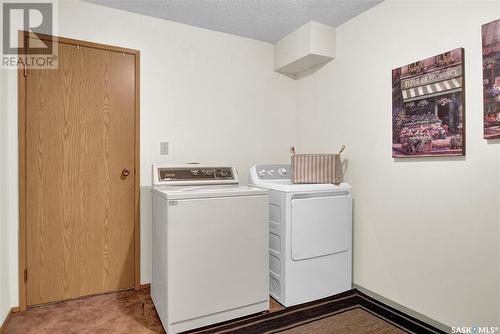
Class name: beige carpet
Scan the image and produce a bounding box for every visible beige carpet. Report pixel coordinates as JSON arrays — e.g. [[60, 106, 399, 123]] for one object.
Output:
[[4, 288, 432, 334]]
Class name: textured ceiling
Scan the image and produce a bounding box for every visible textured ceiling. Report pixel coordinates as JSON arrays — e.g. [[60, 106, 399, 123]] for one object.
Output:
[[82, 0, 382, 42]]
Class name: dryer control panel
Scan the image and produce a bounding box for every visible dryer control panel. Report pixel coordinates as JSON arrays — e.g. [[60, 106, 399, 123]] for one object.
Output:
[[254, 165, 291, 180]]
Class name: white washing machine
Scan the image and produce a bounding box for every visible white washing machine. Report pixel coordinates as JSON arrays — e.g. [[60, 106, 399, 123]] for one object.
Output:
[[151, 165, 269, 334], [249, 164, 352, 307]]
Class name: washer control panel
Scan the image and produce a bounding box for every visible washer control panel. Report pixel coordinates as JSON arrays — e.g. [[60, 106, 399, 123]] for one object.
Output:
[[153, 165, 240, 186], [159, 167, 234, 181], [255, 165, 290, 180]]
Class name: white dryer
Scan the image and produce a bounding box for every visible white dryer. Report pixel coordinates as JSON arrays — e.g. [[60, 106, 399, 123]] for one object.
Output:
[[249, 164, 352, 307], [151, 165, 269, 334]]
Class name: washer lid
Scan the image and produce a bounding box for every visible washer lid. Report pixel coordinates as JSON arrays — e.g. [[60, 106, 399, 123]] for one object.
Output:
[[152, 185, 268, 200]]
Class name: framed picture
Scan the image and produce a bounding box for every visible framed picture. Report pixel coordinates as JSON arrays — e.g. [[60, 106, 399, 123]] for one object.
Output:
[[392, 48, 465, 157], [482, 19, 500, 139]]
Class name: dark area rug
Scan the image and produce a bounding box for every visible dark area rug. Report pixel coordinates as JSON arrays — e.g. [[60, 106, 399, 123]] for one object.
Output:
[[185, 289, 446, 334]]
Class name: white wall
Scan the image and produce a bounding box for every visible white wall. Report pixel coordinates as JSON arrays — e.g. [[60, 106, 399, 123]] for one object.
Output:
[[0, 58, 14, 327], [1, 0, 296, 311], [296, 0, 500, 327], [2, 0, 499, 329]]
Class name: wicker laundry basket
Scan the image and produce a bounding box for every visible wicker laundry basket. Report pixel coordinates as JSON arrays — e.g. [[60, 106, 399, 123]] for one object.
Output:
[[290, 146, 345, 185]]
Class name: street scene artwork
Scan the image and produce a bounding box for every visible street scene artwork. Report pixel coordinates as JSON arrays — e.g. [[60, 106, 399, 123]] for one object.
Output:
[[483, 19, 500, 139], [392, 48, 465, 157]]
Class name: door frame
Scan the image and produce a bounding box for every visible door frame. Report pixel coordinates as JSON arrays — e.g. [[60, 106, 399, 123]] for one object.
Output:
[[18, 32, 141, 311]]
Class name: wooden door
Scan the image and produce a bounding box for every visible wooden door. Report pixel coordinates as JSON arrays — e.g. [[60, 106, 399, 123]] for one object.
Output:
[[25, 39, 138, 306]]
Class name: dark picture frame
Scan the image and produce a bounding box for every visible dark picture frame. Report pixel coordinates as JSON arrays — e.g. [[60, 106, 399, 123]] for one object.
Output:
[[482, 19, 500, 139], [392, 48, 465, 158]]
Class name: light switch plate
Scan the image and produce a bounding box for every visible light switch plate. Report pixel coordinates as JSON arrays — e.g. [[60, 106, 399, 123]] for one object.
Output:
[[160, 142, 169, 155]]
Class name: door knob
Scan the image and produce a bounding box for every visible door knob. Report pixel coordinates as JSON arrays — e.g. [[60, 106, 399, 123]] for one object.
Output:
[[122, 168, 131, 177]]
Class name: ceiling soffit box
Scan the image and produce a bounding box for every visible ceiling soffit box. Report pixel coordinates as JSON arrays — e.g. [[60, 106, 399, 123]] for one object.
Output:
[[274, 21, 336, 79]]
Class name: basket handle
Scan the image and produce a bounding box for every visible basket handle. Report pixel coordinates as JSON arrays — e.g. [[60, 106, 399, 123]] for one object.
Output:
[[338, 145, 346, 155]]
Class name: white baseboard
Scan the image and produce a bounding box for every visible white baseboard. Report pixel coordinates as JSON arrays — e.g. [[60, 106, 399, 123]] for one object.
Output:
[[353, 283, 450, 333]]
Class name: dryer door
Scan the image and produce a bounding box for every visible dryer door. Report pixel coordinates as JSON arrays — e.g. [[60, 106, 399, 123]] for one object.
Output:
[[291, 195, 350, 261]]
